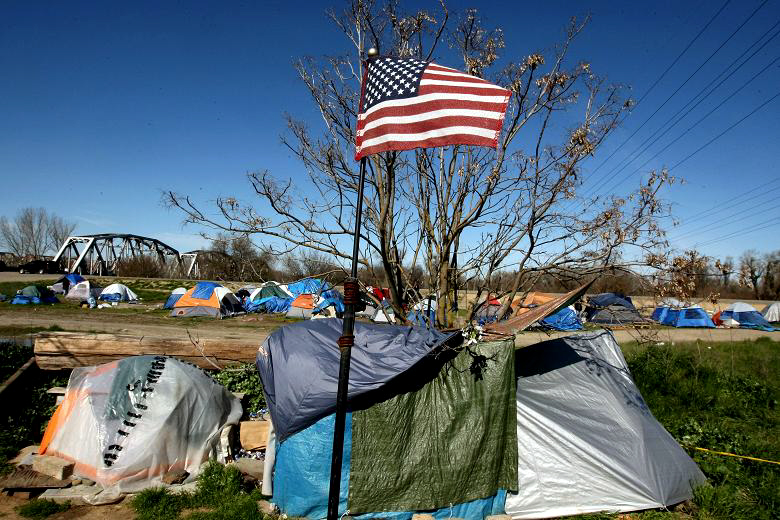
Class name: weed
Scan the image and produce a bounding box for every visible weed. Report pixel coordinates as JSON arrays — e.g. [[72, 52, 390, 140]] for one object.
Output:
[[131, 487, 190, 520], [15, 498, 70, 519], [213, 364, 266, 412]]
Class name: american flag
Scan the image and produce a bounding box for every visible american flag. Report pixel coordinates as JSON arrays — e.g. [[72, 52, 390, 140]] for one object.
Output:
[[355, 56, 511, 160]]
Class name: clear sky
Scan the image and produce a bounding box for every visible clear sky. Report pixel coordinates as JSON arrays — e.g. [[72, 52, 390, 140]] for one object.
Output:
[[1, 0, 778, 261]]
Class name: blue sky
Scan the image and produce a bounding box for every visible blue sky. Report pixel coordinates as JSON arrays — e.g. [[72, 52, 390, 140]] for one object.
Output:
[[1, 0, 778, 260]]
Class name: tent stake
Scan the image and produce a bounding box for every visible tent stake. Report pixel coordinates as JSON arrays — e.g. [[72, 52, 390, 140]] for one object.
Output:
[[327, 155, 367, 520]]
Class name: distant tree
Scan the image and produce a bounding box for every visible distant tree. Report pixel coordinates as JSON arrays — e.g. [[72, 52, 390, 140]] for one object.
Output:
[[762, 251, 780, 300], [714, 257, 734, 291], [0, 208, 76, 258], [738, 250, 764, 300]]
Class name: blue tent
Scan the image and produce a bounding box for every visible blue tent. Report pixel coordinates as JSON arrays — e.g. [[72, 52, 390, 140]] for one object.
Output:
[[720, 303, 775, 331], [11, 285, 58, 305], [314, 296, 345, 315], [539, 307, 583, 331], [163, 288, 187, 309], [656, 307, 715, 328], [191, 281, 222, 299]]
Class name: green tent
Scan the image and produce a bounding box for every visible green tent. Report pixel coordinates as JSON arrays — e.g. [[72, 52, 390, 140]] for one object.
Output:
[[259, 284, 289, 299]]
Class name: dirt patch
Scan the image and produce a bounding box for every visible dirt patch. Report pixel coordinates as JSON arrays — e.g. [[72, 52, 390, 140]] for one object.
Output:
[[0, 495, 134, 519]]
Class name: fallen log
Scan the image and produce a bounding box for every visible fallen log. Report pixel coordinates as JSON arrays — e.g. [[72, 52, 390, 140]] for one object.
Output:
[[34, 331, 259, 370]]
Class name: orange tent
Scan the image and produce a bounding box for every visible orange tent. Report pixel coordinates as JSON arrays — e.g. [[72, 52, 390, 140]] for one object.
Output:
[[512, 292, 557, 316], [287, 293, 316, 319], [170, 282, 243, 318]]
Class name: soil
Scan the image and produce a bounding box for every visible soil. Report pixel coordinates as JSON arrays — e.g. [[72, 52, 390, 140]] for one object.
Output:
[[0, 494, 135, 519]]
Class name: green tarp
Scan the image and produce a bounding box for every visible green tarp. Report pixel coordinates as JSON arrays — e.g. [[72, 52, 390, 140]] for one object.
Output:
[[348, 339, 518, 514], [259, 285, 289, 299]]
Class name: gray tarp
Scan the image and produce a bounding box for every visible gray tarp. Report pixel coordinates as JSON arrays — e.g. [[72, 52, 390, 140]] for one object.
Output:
[[506, 331, 705, 518], [255, 318, 460, 441]]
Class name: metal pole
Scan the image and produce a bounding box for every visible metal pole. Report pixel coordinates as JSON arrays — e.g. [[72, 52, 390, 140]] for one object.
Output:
[[326, 156, 367, 520]]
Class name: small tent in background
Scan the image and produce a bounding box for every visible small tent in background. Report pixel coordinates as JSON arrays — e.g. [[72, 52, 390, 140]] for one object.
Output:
[[286, 293, 316, 319], [49, 273, 85, 295], [475, 297, 509, 325], [718, 302, 774, 331], [255, 282, 292, 300], [65, 280, 102, 301], [650, 298, 683, 322], [537, 306, 584, 331], [163, 287, 187, 309], [99, 283, 139, 303], [762, 302, 780, 323], [170, 282, 243, 318], [585, 293, 644, 325], [656, 306, 715, 328], [372, 304, 396, 323], [11, 285, 59, 305], [39, 356, 242, 494]]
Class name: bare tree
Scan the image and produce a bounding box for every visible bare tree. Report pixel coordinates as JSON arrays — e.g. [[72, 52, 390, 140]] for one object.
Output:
[[165, 1, 672, 327], [738, 250, 764, 300], [0, 208, 75, 258], [761, 251, 780, 300]]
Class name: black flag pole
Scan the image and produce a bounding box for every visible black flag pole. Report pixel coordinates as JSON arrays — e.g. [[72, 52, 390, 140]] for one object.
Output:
[[326, 132, 370, 518]]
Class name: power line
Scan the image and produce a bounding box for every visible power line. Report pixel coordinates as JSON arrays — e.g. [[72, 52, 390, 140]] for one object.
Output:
[[693, 216, 780, 248], [671, 196, 780, 241], [597, 54, 780, 194], [671, 178, 780, 230], [580, 0, 768, 200], [579, 0, 733, 184], [583, 22, 780, 199]]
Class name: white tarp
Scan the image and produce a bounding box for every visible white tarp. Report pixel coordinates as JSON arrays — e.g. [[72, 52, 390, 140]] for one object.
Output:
[[506, 331, 705, 518], [40, 356, 242, 496]]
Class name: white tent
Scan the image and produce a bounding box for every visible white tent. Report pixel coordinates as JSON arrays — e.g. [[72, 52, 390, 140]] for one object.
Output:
[[40, 356, 242, 498], [506, 331, 705, 518], [66, 280, 102, 300], [99, 283, 138, 302], [762, 302, 780, 323]]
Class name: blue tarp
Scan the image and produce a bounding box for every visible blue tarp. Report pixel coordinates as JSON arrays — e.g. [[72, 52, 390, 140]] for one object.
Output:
[[286, 278, 332, 297], [191, 281, 221, 300], [256, 318, 459, 441], [314, 297, 344, 315], [11, 294, 58, 305], [263, 296, 293, 313], [655, 307, 715, 328], [273, 413, 506, 519], [720, 310, 775, 331], [588, 293, 634, 310], [539, 307, 583, 331], [99, 293, 122, 302], [63, 274, 84, 285], [406, 309, 436, 326], [163, 293, 183, 309]]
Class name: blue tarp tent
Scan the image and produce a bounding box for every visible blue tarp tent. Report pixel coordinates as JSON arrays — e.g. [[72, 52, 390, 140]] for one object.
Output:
[[191, 281, 221, 299], [585, 293, 643, 324], [406, 309, 436, 326], [539, 307, 583, 331], [720, 302, 775, 331], [286, 278, 332, 297], [11, 285, 58, 305], [654, 306, 715, 328], [313, 296, 345, 315]]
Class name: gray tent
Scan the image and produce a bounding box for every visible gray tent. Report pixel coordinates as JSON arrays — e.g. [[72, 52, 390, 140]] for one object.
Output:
[[255, 318, 459, 441], [506, 331, 705, 518]]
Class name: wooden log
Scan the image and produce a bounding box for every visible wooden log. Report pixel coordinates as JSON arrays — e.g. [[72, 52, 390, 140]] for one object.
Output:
[[34, 331, 259, 370]]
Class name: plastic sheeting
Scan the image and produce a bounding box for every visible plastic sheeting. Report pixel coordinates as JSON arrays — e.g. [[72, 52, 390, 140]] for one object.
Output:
[[255, 318, 460, 441], [349, 339, 518, 514], [506, 331, 705, 518], [40, 356, 242, 494], [273, 412, 508, 520]]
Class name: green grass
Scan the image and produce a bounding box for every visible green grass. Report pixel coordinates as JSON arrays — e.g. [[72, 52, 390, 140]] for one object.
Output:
[[15, 499, 70, 519], [131, 461, 268, 520]]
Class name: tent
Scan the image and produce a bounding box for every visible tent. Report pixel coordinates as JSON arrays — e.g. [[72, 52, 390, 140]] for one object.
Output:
[[170, 282, 244, 318], [585, 293, 644, 324], [11, 285, 59, 305], [761, 302, 780, 323], [718, 302, 775, 331], [99, 283, 139, 303], [50, 273, 85, 295], [475, 298, 510, 325], [286, 278, 331, 297], [40, 355, 241, 495], [163, 287, 187, 309], [250, 282, 291, 300], [654, 305, 714, 328], [66, 280, 102, 301], [505, 332, 705, 517], [286, 293, 316, 319], [536, 306, 583, 331], [256, 321, 703, 519], [372, 304, 396, 323]]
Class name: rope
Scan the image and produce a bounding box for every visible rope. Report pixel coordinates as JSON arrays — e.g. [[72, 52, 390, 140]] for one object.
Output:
[[685, 445, 780, 466]]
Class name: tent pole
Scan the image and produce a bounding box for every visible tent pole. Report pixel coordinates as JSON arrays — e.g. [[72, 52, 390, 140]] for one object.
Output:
[[327, 156, 367, 520]]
